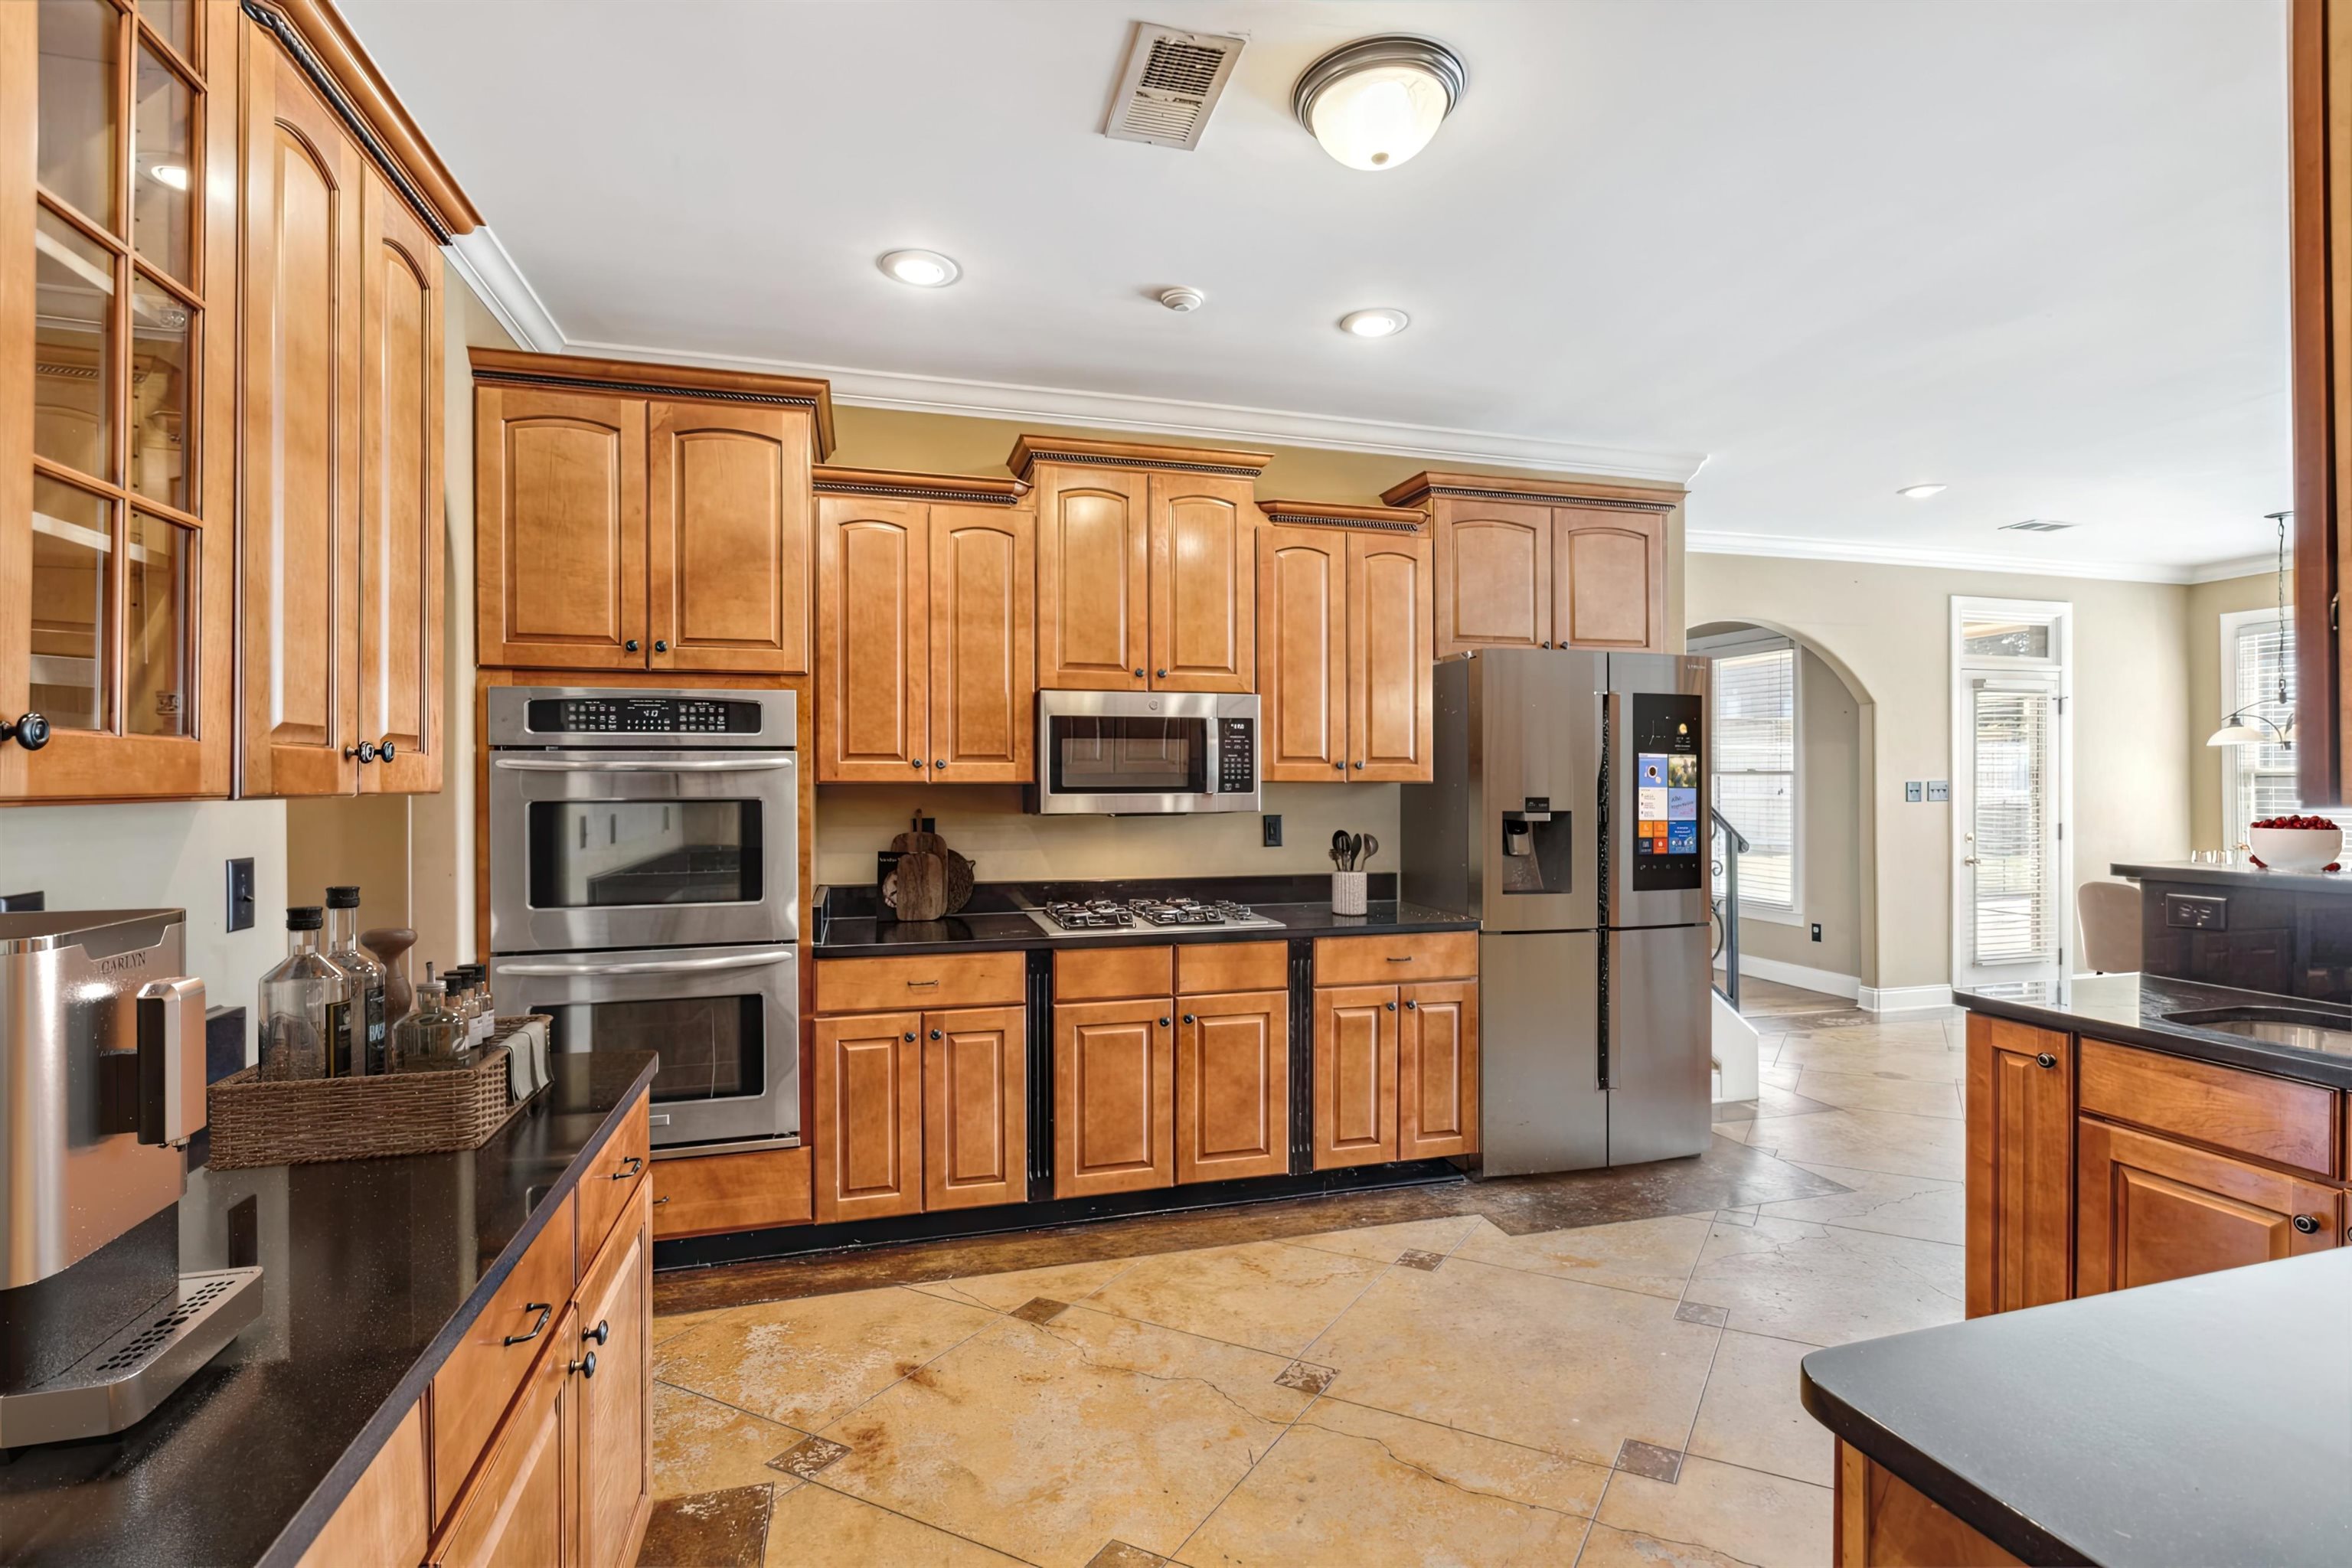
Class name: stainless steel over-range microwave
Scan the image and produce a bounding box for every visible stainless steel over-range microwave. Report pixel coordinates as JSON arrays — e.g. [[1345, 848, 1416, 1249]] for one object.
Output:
[[1027, 691, 1259, 815]]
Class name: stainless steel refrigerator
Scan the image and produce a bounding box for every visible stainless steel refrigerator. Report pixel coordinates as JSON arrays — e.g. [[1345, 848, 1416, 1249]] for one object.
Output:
[[1402, 650, 1712, 1174]]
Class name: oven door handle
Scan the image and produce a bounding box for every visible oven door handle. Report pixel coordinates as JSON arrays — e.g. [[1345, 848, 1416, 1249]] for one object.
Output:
[[492, 756, 795, 773], [498, 952, 795, 977]]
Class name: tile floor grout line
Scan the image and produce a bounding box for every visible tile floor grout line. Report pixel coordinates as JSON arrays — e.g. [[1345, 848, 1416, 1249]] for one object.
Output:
[[1165, 1392, 1321, 1563], [1435, 1235, 1715, 1311], [648, 1375, 815, 1443], [795, 1472, 1051, 1567], [791, 1298, 1009, 1444]]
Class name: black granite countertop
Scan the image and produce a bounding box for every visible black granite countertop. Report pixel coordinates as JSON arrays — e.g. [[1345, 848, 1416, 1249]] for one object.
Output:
[[812, 874, 1478, 958], [1802, 1250, 2352, 1566], [0, 1053, 657, 1567], [2114, 858, 2352, 895], [1953, 972, 2352, 1091]]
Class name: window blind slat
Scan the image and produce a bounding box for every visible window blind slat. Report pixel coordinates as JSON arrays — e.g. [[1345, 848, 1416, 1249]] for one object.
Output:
[[2230, 615, 2298, 846], [1971, 688, 2054, 965], [1708, 645, 1795, 911]]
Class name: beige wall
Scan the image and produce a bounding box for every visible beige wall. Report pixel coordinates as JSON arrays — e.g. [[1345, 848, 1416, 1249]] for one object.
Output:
[[2186, 571, 2284, 850], [1688, 554, 2194, 992]]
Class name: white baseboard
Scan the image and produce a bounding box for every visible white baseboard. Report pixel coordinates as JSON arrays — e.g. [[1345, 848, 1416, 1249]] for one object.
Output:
[[1713, 953, 1861, 1001], [1858, 983, 1955, 1014]]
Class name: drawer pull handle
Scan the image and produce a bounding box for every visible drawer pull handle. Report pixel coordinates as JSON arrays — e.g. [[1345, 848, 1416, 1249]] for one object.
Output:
[[654, 1195, 671, 1204], [612, 1155, 644, 1180], [907, 978, 939, 988], [585, 1318, 611, 1345], [2034, 1052, 2057, 1070], [1387, 956, 1413, 963], [505, 1303, 552, 1347], [569, 1350, 599, 1379], [2293, 1214, 2321, 1235]]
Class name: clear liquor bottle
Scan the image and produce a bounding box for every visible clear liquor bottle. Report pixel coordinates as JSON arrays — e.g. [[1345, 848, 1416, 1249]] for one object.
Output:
[[257, 906, 347, 1080], [322, 886, 387, 1074], [392, 964, 469, 1072]]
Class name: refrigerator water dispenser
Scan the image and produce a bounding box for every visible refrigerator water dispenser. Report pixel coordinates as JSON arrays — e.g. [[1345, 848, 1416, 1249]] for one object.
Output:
[[1500, 800, 1571, 894]]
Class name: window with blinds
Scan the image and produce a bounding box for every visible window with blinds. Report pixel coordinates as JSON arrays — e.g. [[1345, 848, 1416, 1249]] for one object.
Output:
[[1969, 684, 2058, 965], [2229, 612, 2298, 846], [1709, 645, 1796, 910]]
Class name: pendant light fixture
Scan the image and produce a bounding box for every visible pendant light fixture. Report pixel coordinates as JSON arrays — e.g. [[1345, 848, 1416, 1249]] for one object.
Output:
[[1292, 35, 1467, 172], [2207, 510, 2298, 748]]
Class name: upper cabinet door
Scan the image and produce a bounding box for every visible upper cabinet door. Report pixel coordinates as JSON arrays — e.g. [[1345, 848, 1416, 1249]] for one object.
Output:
[[1147, 473, 1256, 691], [816, 497, 926, 781], [929, 505, 1034, 782], [1348, 533, 1432, 781], [358, 167, 444, 795], [1435, 501, 1553, 656], [1034, 466, 1148, 690], [1553, 507, 1665, 652], [1258, 527, 1347, 782], [475, 386, 648, 671], [242, 41, 362, 797], [646, 401, 813, 675]]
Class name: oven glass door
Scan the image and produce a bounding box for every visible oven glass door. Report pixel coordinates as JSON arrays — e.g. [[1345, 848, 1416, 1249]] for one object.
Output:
[[492, 945, 799, 1149], [1045, 715, 1208, 799], [490, 749, 796, 954]]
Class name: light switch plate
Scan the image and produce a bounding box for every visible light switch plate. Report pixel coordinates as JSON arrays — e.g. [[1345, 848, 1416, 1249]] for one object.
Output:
[[1926, 780, 1951, 802], [1904, 781, 1924, 803], [226, 858, 255, 932], [1262, 814, 1282, 848]]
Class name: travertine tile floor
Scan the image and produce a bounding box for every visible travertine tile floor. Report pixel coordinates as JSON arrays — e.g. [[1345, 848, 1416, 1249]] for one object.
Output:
[[639, 988, 1965, 1566]]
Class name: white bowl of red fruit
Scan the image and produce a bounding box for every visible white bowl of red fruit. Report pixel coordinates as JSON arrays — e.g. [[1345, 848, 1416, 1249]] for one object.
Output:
[[2248, 815, 2344, 871]]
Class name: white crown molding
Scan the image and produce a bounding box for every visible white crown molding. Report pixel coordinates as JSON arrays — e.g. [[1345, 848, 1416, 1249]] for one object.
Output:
[[2186, 553, 2281, 585], [563, 335, 1707, 482], [443, 227, 566, 353], [1685, 528, 2233, 586]]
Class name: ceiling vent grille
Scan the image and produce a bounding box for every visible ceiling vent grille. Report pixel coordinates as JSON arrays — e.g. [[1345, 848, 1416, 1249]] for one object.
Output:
[[1102, 24, 1244, 150], [2001, 519, 2078, 534]]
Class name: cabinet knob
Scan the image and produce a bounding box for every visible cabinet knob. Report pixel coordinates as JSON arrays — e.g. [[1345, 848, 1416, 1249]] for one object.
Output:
[[1385, 1000, 1397, 1011], [929, 1028, 942, 1040], [2293, 1214, 2321, 1234], [380, 741, 397, 762], [626, 639, 639, 652], [1134, 668, 1145, 679], [1541, 640, 1552, 649], [910, 759, 925, 769], [1354, 761, 1365, 770], [934, 759, 946, 769], [1182, 1013, 1195, 1024], [1156, 668, 1168, 678], [2034, 1052, 2057, 1070], [584, 1318, 610, 1345], [1404, 999, 1417, 1009], [568, 1350, 599, 1380], [654, 639, 668, 653], [0, 712, 51, 751], [1333, 762, 1344, 772], [903, 1031, 915, 1042], [1159, 1017, 1171, 1028], [344, 741, 380, 763]]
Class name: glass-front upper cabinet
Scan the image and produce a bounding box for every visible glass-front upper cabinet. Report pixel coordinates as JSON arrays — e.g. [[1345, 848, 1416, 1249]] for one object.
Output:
[[4, 0, 230, 799]]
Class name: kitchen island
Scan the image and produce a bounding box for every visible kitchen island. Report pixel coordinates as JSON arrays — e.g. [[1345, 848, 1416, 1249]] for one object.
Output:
[[1802, 1249, 2352, 1566]]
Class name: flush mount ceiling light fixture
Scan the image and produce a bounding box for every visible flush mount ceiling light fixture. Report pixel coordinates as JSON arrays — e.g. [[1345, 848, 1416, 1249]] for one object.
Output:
[[1292, 35, 1467, 172], [877, 249, 960, 288], [1896, 483, 1946, 499], [1339, 308, 1410, 338]]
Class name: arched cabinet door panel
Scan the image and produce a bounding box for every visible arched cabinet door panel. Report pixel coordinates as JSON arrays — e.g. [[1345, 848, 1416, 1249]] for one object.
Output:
[[1257, 528, 1346, 782], [476, 387, 648, 671], [929, 506, 1034, 782], [648, 401, 813, 675], [815, 498, 926, 781], [1554, 508, 1664, 651], [1035, 467, 1148, 691], [1147, 473, 1256, 691], [1436, 505, 1551, 657]]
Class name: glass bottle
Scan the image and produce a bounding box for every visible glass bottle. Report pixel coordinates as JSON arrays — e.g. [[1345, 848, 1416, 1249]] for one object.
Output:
[[322, 886, 387, 1074], [472, 965, 497, 1045], [392, 963, 469, 1072], [256, 906, 345, 1080]]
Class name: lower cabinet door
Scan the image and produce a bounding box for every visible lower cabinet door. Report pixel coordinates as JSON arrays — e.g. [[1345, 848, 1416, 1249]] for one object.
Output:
[[2076, 1117, 2341, 1295], [1175, 989, 1289, 1184], [431, 1310, 577, 1568], [1054, 998, 1175, 1197], [923, 1005, 1028, 1210], [813, 1011, 924, 1223], [1312, 985, 1397, 1170], [1398, 981, 1478, 1160], [1964, 1015, 2075, 1316], [575, 1189, 653, 1568]]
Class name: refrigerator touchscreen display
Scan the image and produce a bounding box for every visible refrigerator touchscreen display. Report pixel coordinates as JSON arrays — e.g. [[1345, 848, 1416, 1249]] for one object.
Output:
[[1629, 693, 1704, 891]]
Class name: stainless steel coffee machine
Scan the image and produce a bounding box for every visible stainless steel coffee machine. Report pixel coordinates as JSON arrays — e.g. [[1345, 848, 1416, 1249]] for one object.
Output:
[[0, 910, 261, 1446]]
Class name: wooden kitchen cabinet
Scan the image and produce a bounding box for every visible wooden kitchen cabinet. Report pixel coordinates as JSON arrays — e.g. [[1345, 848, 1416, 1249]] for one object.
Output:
[[474, 351, 832, 675], [2290, 0, 2350, 804], [1313, 984, 1400, 1169], [811, 1010, 925, 1223], [922, 1005, 1029, 1211], [2076, 1118, 2341, 1295], [1175, 988, 1289, 1183], [431, 1302, 577, 1568], [1383, 473, 1682, 658], [1964, 1014, 2075, 1316], [1256, 505, 1434, 782], [651, 1145, 814, 1239], [574, 1188, 654, 1568], [814, 470, 1034, 782], [1013, 435, 1271, 691], [1398, 980, 1478, 1160], [1054, 996, 1176, 1197]]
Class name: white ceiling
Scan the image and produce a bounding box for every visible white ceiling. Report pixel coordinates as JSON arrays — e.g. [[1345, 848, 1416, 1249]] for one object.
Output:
[[342, 0, 2295, 579]]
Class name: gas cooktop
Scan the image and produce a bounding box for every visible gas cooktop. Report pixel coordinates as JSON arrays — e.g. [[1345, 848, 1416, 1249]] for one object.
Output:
[[1025, 897, 1285, 938]]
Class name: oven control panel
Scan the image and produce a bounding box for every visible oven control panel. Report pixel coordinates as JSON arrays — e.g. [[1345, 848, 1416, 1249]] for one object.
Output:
[[1217, 717, 1256, 794], [524, 696, 763, 734]]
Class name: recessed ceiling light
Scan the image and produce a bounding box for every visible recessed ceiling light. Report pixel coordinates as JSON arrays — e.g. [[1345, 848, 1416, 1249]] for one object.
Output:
[[1896, 483, 1947, 499], [1340, 308, 1410, 338], [150, 163, 189, 191], [878, 249, 960, 288], [1292, 35, 1467, 172]]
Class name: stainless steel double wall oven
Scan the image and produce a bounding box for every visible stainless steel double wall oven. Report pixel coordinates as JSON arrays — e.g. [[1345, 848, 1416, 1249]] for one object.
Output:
[[487, 687, 799, 1152]]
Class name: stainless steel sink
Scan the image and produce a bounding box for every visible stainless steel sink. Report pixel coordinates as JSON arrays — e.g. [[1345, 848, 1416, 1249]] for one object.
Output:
[[2163, 1006, 2352, 1056]]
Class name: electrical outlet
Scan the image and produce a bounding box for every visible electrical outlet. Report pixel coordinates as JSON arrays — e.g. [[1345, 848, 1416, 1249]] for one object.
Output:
[[1262, 814, 1282, 848], [0, 890, 44, 912], [1904, 781, 1924, 803], [1926, 779, 1951, 802], [226, 858, 256, 932], [1811, 923, 1823, 942]]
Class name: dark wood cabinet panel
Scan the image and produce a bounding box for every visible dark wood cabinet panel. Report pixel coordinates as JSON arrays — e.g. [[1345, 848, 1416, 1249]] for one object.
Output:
[[1313, 984, 1398, 1170], [475, 385, 648, 672], [922, 1005, 1027, 1211], [1175, 989, 1289, 1184], [1964, 1014, 2075, 1317], [2076, 1116, 2341, 1295], [647, 401, 812, 676], [2292, 0, 2351, 805], [812, 1011, 923, 1223], [1398, 980, 1478, 1160], [1054, 998, 1174, 1197]]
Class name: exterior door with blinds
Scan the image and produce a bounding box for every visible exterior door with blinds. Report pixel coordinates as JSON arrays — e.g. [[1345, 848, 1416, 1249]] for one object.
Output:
[[1952, 600, 2071, 990]]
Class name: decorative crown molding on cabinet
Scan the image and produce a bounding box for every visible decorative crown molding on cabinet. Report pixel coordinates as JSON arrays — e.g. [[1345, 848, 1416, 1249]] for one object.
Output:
[[469, 348, 837, 458], [1259, 500, 1429, 534], [1006, 435, 1273, 482], [1380, 469, 1685, 512], [812, 467, 1027, 506]]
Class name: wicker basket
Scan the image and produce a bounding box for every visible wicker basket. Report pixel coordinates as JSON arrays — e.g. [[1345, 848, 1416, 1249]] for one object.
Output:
[[207, 1040, 524, 1171]]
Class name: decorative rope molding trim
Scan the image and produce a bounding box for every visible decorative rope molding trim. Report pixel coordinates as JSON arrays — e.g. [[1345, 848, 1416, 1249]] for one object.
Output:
[[812, 480, 1023, 505], [1024, 449, 1265, 479], [1423, 485, 1676, 514], [1261, 511, 1424, 533], [241, 1, 452, 244], [469, 368, 823, 411]]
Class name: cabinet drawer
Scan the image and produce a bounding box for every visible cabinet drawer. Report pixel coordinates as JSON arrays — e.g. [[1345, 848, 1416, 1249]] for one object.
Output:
[[577, 1094, 650, 1263], [1177, 939, 1288, 995], [652, 1145, 813, 1239], [2079, 1037, 2340, 1178], [429, 1303, 575, 1568], [1055, 945, 1174, 1001], [815, 951, 1025, 1013], [1314, 932, 1477, 986], [430, 1191, 575, 1523]]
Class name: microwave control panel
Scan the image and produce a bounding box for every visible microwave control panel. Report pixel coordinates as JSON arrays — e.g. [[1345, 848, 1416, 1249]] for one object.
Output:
[[1217, 717, 1256, 794], [524, 696, 764, 734]]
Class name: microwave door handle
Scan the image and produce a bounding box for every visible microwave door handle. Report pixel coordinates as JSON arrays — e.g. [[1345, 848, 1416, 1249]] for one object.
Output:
[[492, 756, 795, 773], [498, 951, 796, 977]]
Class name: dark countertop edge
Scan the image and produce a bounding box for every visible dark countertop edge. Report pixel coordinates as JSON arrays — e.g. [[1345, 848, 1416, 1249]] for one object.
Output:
[[1798, 1366, 2096, 1567], [2112, 861, 2352, 895], [813, 904, 1481, 959], [255, 1056, 658, 1568], [1952, 984, 2352, 1092]]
